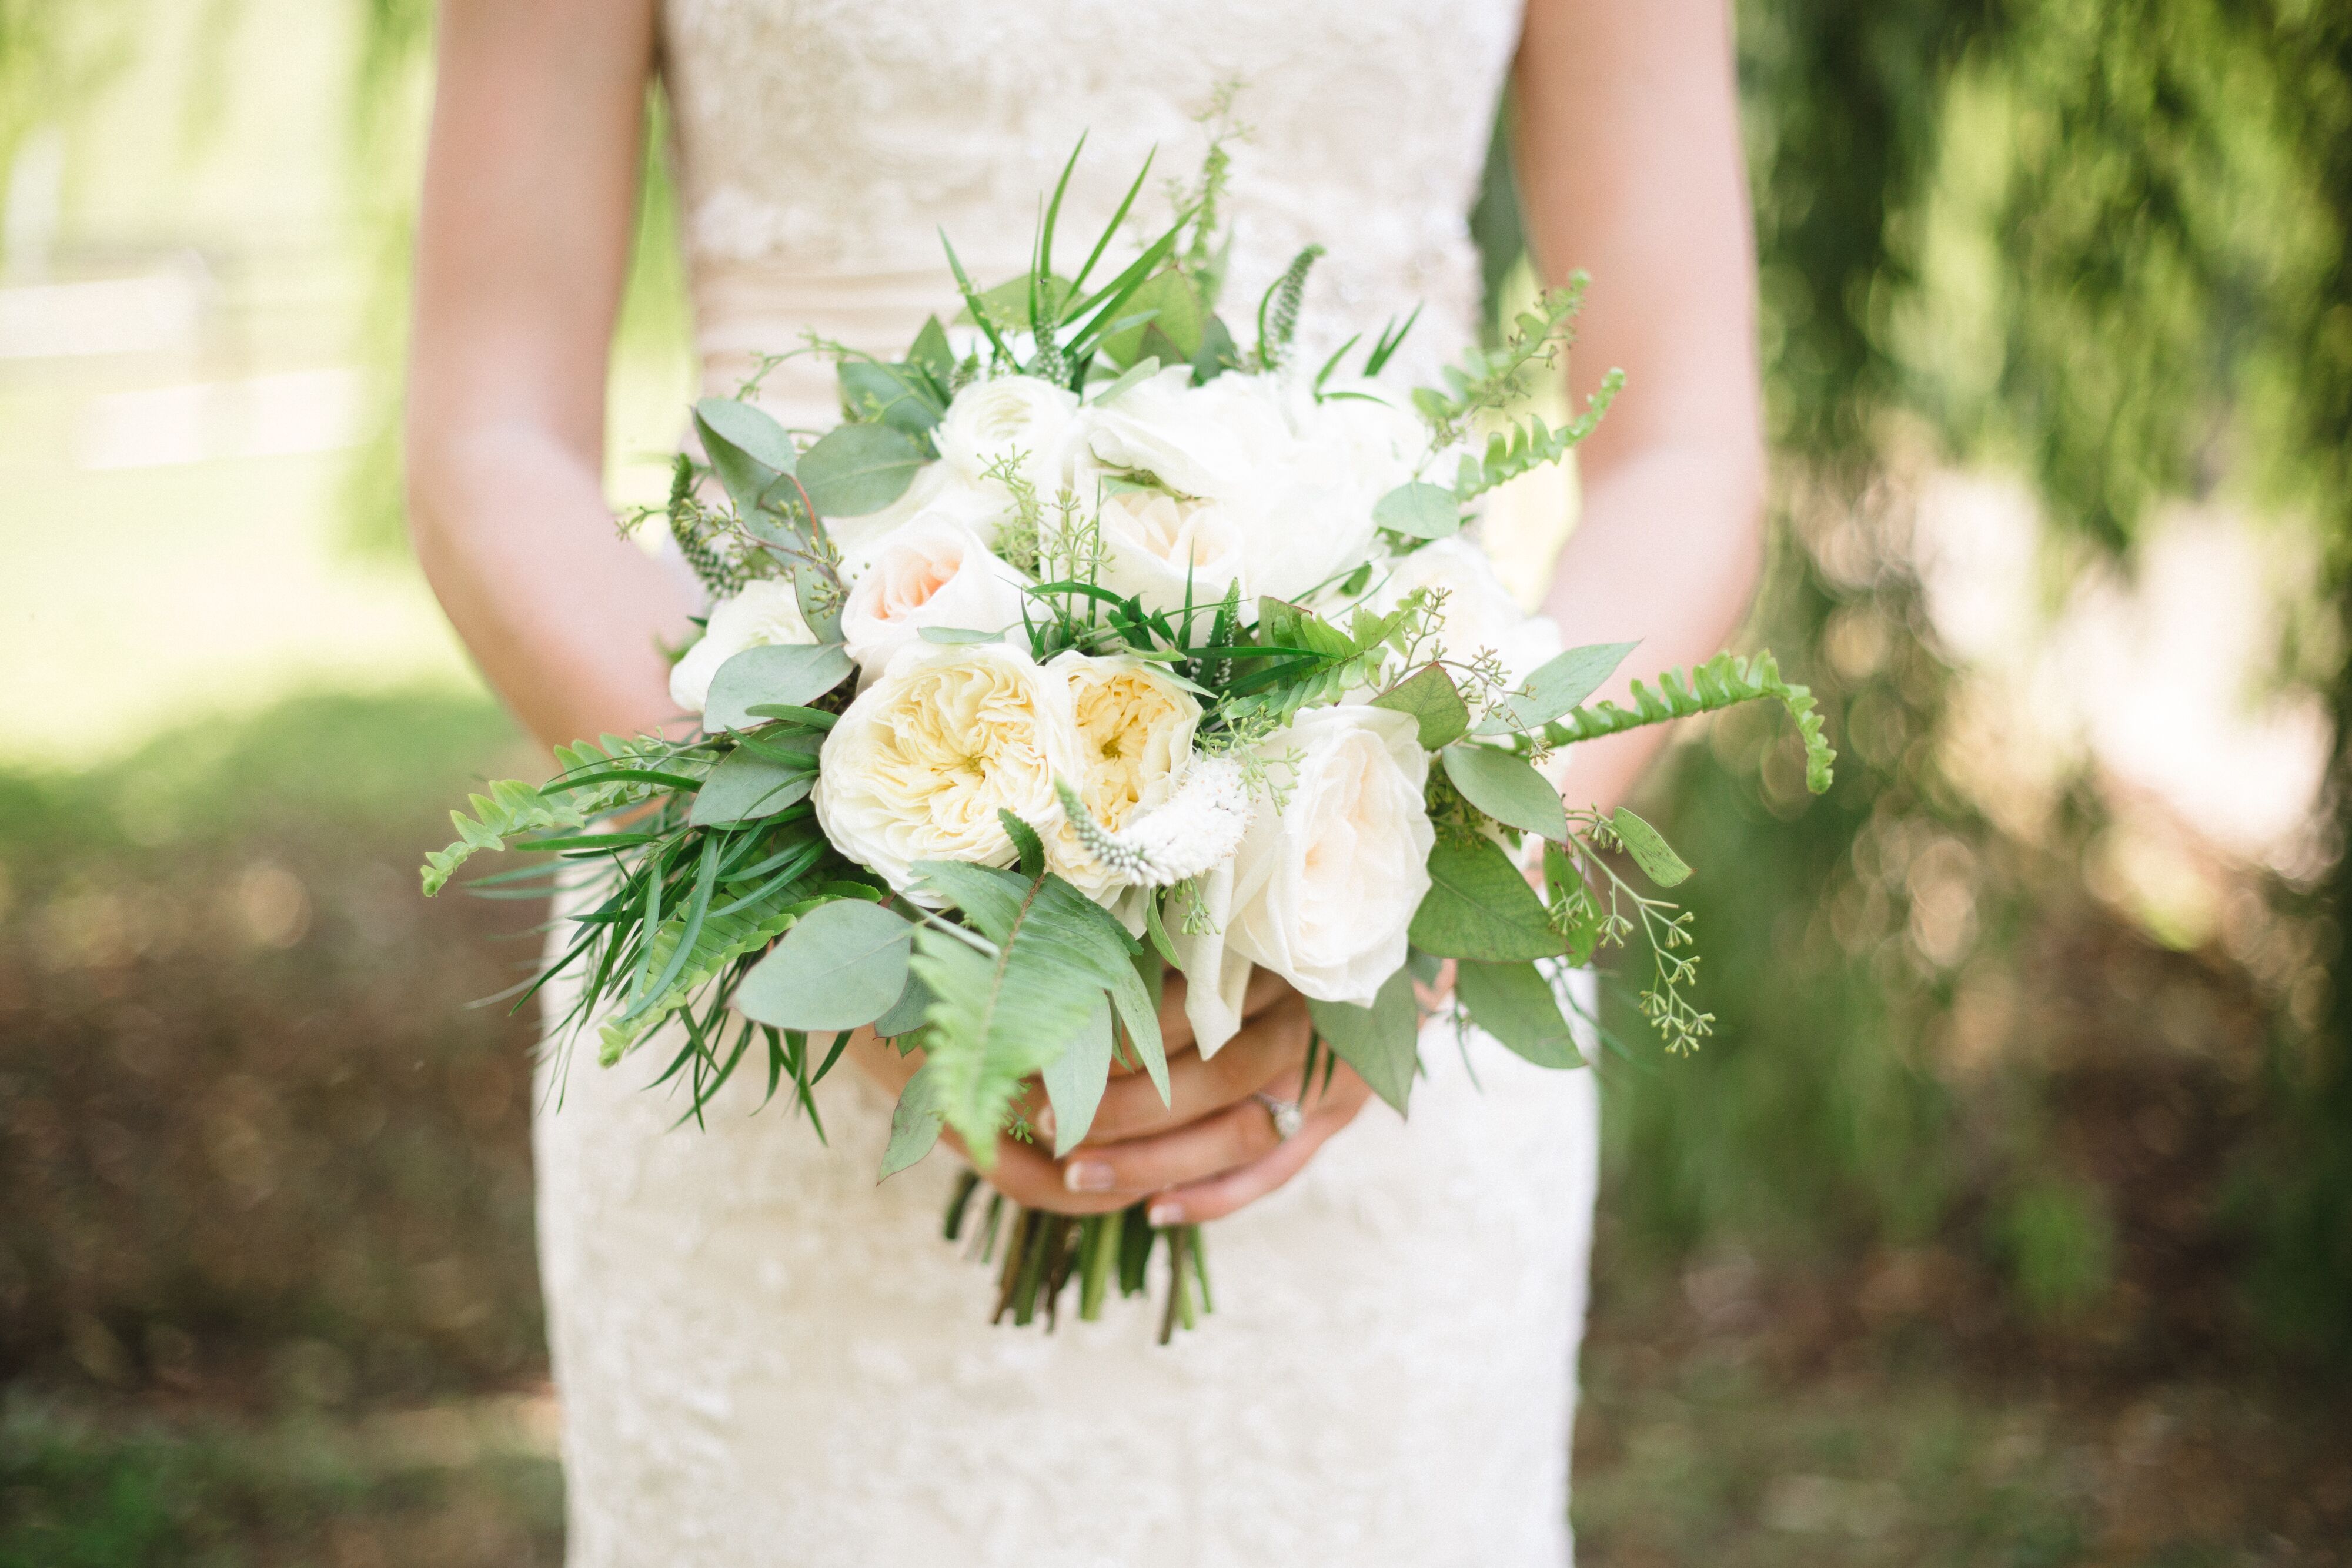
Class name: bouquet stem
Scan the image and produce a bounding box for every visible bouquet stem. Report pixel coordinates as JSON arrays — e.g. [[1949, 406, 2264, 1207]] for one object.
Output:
[[944, 1170, 1209, 1341]]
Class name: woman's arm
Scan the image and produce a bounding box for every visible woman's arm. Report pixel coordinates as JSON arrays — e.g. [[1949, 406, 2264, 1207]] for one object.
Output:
[[406, 0, 697, 750], [1516, 0, 1768, 815]]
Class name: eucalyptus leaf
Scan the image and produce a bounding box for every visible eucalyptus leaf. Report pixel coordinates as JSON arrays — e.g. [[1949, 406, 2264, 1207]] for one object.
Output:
[[1408, 835, 1569, 962], [1373, 482, 1462, 540], [1371, 663, 1473, 750], [879, 1062, 945, 1179], [907, 315, 955, 382], [702, 643, 854, 731], [1455, 960, 1585, 1069], [1100, 270, 1201, 367], [1307, 968, 1421, 1115], [1611, 807, 1693, 887], [1090, 356, 1162, 407], [1441, 744, 1568, 840], [797, 423, 924, 516], [1478, 641, 1641, 735], [1041, 998, 1114, 1155], [839, 360, 943, 436], [871, 967, 936, 1039], [687, 746, 814, 827], [693, 397, 797, 517], [959, 272, 1074, 330], [736, 899, 915, 1032]]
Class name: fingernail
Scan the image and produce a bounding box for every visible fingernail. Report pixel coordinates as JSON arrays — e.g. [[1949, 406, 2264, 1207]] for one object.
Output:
[[1147, 1201, 1184, 1227], [1064, 1160, 1115, 1193], [1034, 1105, 1055, 1139]]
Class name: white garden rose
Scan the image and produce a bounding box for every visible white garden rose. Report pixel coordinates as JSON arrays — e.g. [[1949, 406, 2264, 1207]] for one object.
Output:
[[935, 373, 1081, 497], [1244, 463, 1385, 603], [1227, 704, 1434, 1005], [1074, 365, 1294, 501], [1088, 484, 1250, 613], [1294, 377, 1428, 503], [668, 578, 816, 719], [1370, 536, 1565, 687], [839, 514, 1030, 683], [813, 641, 1084, 898], [826, 461, 1011, 579], [1045, 653, 1202, 900]]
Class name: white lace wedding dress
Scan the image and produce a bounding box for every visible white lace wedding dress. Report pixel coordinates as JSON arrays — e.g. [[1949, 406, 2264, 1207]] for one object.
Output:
[[533, 2, 1601, 1563]]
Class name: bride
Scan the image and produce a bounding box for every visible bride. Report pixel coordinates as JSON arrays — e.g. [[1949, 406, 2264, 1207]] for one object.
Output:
[[405, 1, 1762, 1562]]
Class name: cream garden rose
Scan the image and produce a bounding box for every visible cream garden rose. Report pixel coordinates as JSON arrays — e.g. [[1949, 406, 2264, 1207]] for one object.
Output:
[[669, 578, 816, 720], [1170, 706, 1434, 1051], [1075, 366, 1386, 603], [935, 373, 1081, 496], [1045, 653, 1202, 900], [813, 642, 1083, 898], [1073, 364, 1292, 500], [1088, 484, 1250, 613], [839, 514, 1029, 682], [827, 462, 1009, 576]]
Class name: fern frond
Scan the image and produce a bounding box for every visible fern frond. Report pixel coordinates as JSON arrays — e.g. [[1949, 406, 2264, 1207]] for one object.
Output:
[[1254, 244, 1324, 370], [1452, 368, 1625, 500], [1541, 651, 1837, 794], [421, 781, 592, 897], [595, 870, 813, 1064], [909, 859, 1160, 1162], [420, 735, 712, 895]]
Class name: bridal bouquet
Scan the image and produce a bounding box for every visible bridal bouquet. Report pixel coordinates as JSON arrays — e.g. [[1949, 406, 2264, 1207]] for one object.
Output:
[[422, 144, 1832, 1338]]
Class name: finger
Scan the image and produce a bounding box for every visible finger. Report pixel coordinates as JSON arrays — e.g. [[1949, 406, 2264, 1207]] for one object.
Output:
[[1143, 1069, 1375, 1226], [1150, 965, 1292, 1064], [936, 1125, 1132, 1216], [1081, 993, 1310, 1144], [1154, 971, 1195, 1061], [1057, 1095, 1285, 1198]]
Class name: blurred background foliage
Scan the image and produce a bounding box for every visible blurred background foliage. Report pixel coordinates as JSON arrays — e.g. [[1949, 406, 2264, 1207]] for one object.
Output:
[[1, 0, 2347, 1562]]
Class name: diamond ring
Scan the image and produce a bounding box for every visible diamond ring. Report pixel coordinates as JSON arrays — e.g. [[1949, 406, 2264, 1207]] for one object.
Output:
[[1253, 1091, 1303, 1142]]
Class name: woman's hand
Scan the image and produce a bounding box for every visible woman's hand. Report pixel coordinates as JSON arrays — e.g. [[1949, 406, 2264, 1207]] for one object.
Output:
[[848, 969, 1377, 1225]]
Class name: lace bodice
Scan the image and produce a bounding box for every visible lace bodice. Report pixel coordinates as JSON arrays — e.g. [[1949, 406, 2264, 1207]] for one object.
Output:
[[660, 0, 1522, 411], [534, 7, 1602, 1564]]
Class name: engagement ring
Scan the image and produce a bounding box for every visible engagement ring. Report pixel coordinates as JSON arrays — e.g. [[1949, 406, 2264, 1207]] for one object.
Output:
[[1254, 1092, 1304, 1142]]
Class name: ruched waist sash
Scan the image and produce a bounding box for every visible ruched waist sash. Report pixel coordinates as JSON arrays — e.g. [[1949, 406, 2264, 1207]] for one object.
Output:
[[688, 259, 997, 428]]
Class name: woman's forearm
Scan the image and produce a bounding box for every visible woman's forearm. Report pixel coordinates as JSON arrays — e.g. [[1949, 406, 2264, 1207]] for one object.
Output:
[[407, 426, 697, 750], [1516, 0, 1768, 816], [403, 0, 680, 753]]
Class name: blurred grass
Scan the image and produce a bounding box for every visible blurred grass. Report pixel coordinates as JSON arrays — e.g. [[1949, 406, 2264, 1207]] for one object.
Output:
[[0, 690, 548, 1402], [0, 1392, 563, 1568]]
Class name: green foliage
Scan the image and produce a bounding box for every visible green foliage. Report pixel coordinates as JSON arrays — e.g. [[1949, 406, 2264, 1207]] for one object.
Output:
[[906, 857, 1160, 1164], [1411, 277, 1601, 449], [1410, 835, 1569, 962], [1541, 651, 1835, 796], [1372, 481, 1462, 540], [795, 422, 924, 516], [1612, 807, 1693, 888], [686, 744, 813, 827], [594, 853, 815, 1064], [701, 643, 854, 731], [734, 899, 914, 1032], [1454, 961, 1585, 1070], [1440, 743, 1569, 840], [1039, 999, 1115, 1155], [1253, 243, 1324, 370], [1477, 641, 1639, 735], [1307, 968, 1422, 1114], [1370, 663, 1472, 749], [420, 734, 697, 895], [1451, 373, 1624, 501]]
